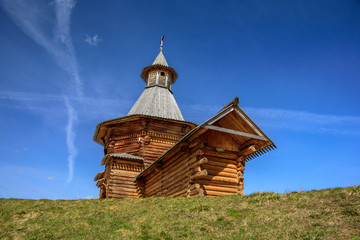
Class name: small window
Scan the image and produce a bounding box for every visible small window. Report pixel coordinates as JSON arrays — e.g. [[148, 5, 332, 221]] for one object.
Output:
[[160, 72, 165, 76]]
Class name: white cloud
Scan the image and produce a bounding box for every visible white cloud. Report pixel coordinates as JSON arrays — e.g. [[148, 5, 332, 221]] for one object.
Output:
[[85, 34, 102, 46], [46, 176, 55, 180]]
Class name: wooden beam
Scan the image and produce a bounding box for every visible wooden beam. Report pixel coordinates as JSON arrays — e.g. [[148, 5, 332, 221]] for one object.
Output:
[[238, 144, 258, 156], [204, 125, 266, 141], [206, 107, 234, 125]]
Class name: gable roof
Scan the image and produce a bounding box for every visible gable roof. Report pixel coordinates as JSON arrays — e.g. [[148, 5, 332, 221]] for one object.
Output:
[[136, 98, 276, 179]]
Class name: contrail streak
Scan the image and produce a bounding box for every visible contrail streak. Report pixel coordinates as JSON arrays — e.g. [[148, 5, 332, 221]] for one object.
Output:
[[63, 96, 77, 183], [2, 0, 81, 182]]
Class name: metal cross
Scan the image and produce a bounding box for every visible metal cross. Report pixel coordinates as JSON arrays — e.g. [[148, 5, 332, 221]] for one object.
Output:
[[160, 35, 164, 52]]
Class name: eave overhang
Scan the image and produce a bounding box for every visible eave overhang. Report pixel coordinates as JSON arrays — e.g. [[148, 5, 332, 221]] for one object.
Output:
[[93, 114, 197, 146], [100, 153, 144, 166]]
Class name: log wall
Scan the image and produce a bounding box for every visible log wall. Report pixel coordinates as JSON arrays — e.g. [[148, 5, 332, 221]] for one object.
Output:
[[137, 129, 249, 198], [106, 158, 144, 198], [104, 118, 194, 168]]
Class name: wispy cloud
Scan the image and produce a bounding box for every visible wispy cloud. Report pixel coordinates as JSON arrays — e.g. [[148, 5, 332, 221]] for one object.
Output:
[[46, 176, 55, 180], [244, 107, 360, 135], [2, 0, 82, 96], [2, 0, 81, 182], [85, 34, 102, 46], [185, 104, 360, 136], [2, 89, 359, 137], [63, 96, 77, 183], [0, 90, 130, 119]]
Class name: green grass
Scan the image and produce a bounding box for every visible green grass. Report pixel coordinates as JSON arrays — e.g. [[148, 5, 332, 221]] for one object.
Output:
[[1, 186, 359, 239]]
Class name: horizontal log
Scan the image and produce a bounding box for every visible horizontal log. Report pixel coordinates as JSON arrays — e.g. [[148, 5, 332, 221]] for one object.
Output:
[[203, 148, 238, 160], [162, 158, 189, 182], [162, 164, 189, 183], [110, 174, 136, 180], [169, 188, 188, 197], [167, 186, 188, 197], [204, 190, 235, 196], [144, 180, 162, 194], [109, 192, 138, 198], [144, 172, 162, 185], [109, 190, 138, 197], [110, 171, 137, 177], [204, 160, 237, 170], [206, 156, 237, 165], [203, 164, 237, 174], [202, 175, 238, 184], [202, 185, 238, 193], [206, 169, 238, 179], [109, 186, 137, 192], [162, 174, 188, 191], [109, 180, 135, 186]]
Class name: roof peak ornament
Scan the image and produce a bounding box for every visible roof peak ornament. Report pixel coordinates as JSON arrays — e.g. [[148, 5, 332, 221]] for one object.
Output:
[[160, 35, 164, 52]]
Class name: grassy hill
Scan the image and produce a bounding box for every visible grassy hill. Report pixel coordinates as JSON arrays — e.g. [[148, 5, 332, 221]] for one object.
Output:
[[1, 186, 359, 240]]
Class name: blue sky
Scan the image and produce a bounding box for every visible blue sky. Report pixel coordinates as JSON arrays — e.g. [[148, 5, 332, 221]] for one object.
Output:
[[0, 0, 359, 199]]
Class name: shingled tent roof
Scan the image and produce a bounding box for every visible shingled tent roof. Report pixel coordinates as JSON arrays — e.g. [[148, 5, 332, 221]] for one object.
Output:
[[152, 51, 168, 66], [127, 86, 184, 121]]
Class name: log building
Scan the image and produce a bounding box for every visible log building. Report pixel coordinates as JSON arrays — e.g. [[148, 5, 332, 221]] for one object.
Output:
[[94, 37, 276, 198]]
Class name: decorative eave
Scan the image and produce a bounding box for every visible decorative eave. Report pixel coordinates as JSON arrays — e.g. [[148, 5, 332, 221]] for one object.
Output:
[[93, 114, 197, 146], [100, 153, 144, 166], [140, 64, 178, 83], [136, 97, 276, 179]]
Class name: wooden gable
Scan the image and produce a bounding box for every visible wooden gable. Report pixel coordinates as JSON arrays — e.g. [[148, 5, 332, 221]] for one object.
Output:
[[201, 104, 276, 160]]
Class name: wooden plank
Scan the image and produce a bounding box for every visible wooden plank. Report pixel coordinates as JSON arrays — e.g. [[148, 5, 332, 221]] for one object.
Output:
[[205, 125, 266, 141]]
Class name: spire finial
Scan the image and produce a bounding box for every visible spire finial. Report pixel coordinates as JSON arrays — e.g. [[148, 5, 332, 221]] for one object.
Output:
[[160, 35, 164, 52]]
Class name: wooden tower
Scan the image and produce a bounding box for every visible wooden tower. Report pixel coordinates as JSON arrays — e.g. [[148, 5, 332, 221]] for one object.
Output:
[[94, 37, 196, 198]]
